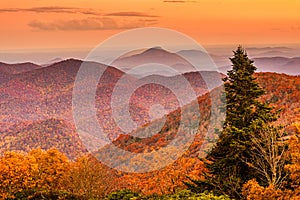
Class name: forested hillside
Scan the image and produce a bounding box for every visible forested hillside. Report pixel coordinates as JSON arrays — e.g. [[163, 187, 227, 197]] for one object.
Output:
[[0, 49, 299, 199]]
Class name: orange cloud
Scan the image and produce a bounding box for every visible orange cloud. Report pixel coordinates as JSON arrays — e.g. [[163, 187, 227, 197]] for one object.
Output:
[[0, 7, 101, 15], [105, 12, 159, 18], [28, 17, 158, 31]]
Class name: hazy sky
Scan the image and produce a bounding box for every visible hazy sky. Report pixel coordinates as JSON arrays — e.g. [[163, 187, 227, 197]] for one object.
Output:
[[0, 0, 299, 51]]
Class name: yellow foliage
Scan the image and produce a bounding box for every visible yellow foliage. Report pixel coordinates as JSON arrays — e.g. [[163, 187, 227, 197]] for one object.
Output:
[[0, 148, 70, 199], [0, 148, 119, 199], [0, 152, 36, 199], [28, 148, 71, 192]]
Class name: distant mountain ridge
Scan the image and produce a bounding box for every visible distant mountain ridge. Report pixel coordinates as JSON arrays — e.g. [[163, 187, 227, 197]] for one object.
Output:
[[218, 56, 300, 75], [1, 46, 299, 77], [110, 47, 300, 76], [0, 62, 41, 75], [0, 50, 299, 160]]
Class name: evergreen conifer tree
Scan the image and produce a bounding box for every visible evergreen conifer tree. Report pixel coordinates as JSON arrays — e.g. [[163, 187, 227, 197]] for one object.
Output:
[[187, 46, 280, 199]]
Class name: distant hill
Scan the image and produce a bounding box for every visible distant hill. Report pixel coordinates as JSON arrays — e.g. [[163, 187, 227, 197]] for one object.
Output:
[[112, 47, 195, 75], [0, 62, 41, 75], [0, 118, 86, 159], [243, 46, 300, 57], [0, 62, 41, 84], [132, 47, 300, 76], [255, 73, 300, 130], [0, 59, 125, 131], [253, 57, 300, 75], [218, 57, 300, 75], [42, 57, 64, 67], [94, 86, 223, 172]]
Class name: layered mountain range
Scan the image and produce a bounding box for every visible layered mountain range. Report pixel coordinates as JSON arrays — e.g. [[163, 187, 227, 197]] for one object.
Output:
[[0, 47, 299, 161]]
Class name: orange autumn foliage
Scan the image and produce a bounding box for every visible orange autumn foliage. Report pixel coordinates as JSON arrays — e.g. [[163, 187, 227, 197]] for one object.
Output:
[[242, 179, 289, 200], [67, 154, 120, 199], [119, 156, 205, 195], [0, 148, 70, 199], [284, 115, 300, 194], [28, 148, 71, 192], [0, 152, 36, 199], [0, 148, 123, 199]]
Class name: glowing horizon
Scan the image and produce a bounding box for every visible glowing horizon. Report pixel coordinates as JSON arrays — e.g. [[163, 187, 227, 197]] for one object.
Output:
[[0, 0, 299, 51]]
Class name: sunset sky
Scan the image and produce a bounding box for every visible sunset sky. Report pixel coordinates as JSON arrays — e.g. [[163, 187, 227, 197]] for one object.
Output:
[[0, 0, 299, 52]]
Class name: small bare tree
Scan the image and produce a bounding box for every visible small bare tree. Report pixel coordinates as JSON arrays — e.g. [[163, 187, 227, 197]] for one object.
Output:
[[243, 122, 288, 188]]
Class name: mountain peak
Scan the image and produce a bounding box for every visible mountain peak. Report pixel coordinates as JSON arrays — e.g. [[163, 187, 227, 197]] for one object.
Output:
[[150, 46, 163, 50], [142, 46, 169, 54]]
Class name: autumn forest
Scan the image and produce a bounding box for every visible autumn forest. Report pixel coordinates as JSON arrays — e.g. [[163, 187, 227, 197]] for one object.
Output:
[[0, 46, 300, 200]]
